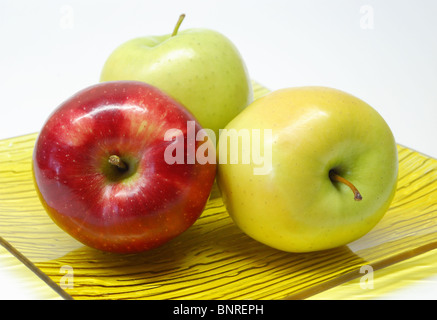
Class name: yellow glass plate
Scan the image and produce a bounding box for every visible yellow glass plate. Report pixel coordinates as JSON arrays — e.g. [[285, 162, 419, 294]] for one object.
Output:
[[1, 82, 437, 300]]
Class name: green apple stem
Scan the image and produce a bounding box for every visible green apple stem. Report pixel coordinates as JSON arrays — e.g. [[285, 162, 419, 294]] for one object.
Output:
[[329, 170, 362, 201], [171, 13, 186, 37], [108, 155, 128, 172]]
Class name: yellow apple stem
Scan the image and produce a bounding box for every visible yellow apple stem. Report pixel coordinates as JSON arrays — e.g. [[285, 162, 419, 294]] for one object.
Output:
[[171, 13, 186, 37], [108, 155, 128, 171], [329, 171, 362, 201]]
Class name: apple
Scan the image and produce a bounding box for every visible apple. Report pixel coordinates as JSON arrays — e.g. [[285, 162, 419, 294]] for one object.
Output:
[[32, 81, 216, 253], [100, 14, 253, 139], [217, 87, 398, 252]]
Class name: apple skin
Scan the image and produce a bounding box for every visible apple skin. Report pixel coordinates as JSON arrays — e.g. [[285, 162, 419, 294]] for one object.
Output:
[[32, 81, 216, 253], [100, 28, 253, 139], [217, 87, 398, 252]]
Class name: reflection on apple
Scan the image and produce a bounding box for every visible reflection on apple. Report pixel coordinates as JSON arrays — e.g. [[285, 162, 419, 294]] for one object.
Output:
[[217, 87, 398, 252], [32, 81, 216, 253]]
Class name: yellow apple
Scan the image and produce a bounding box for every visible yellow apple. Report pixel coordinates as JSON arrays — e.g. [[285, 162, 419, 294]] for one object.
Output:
[[217, 87, 398, 252]]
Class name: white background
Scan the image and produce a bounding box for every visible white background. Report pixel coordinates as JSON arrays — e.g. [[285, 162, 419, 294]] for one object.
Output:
[[1, 0, 437, 299]]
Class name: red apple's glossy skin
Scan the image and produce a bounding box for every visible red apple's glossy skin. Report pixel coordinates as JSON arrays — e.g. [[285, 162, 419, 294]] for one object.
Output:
[[33, 81, 216, 253]]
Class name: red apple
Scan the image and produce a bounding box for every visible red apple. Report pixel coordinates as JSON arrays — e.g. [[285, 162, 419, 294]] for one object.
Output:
[[32, 81, 216, 253]]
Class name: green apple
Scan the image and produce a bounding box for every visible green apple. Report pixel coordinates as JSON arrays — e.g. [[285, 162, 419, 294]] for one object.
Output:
[[217, 87, 398, 252], [100, 14, 253, 139]]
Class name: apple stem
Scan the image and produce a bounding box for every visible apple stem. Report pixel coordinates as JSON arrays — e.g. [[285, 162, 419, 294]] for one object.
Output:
[[171, 13, 186, 37], [329, 170, 362, 201], [108, 155, 128, 171]]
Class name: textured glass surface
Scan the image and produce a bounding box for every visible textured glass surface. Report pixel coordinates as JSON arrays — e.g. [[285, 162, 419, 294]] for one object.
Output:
[[1, 82, 437, 300], [0, 241, 65, 300], [308, 247, 437, 299]]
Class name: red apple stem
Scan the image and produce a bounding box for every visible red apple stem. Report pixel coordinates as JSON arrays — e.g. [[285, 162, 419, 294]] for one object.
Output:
[[329, 171, 362, 201], [108, 155, 127, 171], [171, 13, 186, 37]]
